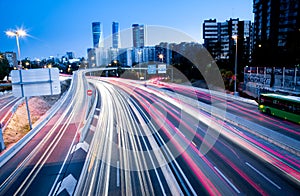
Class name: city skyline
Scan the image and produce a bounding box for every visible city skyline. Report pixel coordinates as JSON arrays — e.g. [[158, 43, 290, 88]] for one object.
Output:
[[0, 0, 253, 59]]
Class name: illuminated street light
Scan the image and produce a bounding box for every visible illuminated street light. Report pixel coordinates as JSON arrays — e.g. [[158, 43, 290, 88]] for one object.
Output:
[[6, 28, 27, 69], [232, 35, 238, 96], [159, 54, 164, 63], [6, 28, 32, 129]]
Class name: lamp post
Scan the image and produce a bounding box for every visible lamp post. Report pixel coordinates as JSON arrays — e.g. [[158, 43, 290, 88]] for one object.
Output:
[[232, 35, 238, 96], [6, 28, 32, 130], [6, 28, 27, 69]]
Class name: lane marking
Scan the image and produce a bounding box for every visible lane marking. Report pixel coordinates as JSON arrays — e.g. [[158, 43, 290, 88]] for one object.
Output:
[[71, 141, 89, 154], [95, 108, 101, 112], [117, 161, 120, 187], [90, 125, 96, 132], [191, 141, 197, 147], [93, 115, 99, 119], [56, 174, 77, 195], [214, 166, 241, 194], [245, 162, 281, 189]]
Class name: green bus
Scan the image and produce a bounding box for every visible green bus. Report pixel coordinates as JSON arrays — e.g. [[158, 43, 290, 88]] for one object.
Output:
[[258, 93, 300, 124]]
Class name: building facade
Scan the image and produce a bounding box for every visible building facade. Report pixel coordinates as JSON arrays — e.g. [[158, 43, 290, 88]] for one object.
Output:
[[132, 24, 145, 48], [203, 18, 252, 70], [112, 22, 120, 49], [252, 0, 300, 66], [87, 48, 96, 68], [92, 22, 103, 48], [203, 19, 219, 59]]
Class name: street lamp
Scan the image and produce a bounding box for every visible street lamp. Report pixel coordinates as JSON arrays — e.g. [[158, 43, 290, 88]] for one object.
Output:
[[159, 54, 164, 63], [6, 28, 27, 69], [232, 35, 238, 96], [6, 28, 32, 129]]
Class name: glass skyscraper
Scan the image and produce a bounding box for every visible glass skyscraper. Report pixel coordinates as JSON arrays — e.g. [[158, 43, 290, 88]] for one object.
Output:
[[92, 22, 103, 48], [132, 24, 145, 48], [112, 22, 120, 48]]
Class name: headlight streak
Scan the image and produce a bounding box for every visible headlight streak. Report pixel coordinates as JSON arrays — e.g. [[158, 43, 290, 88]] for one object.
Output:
[[105, 78, 300, 190]]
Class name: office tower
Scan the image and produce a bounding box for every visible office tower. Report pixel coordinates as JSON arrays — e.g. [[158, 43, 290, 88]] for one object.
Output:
[[92, 22, 103, 48], [132, 24, 145, 48], [252, 0, 300, 66], [112, 22, 120, 48]]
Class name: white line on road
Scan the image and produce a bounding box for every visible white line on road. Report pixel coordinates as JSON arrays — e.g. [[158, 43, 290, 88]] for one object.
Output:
[[245, 162, 281, 189], [214, 166, 241, 194], [117, 161, 120, 187], [56, 174, 77, 195], [93, 115, 99, 119], [71, 141, 89, 154], [90, 125, 96, 132], [95, 108, 101, 111]]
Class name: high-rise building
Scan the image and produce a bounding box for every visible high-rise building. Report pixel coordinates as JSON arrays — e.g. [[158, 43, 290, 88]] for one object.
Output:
[[252, 0, 300, 66], [203, 18, 252, 70], [112, 22, 120, 48], [203, 19, 219, 59], [91, 22, 106, 66], [132, 24, 145, 48], [87, 48, 96, 68], [92, 22, 103, 48]]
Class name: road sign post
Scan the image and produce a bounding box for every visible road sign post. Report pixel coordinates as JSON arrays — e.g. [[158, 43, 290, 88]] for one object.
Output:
[[25, 97, 32, 130], [0, 123, 5, 152]]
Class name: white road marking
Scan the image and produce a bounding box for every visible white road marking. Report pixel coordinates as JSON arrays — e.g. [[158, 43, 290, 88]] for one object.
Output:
[[90, 125, 96, 132], [71, 141, 89, 154], [214, 166, 241, 194], [245, 162, 281, 189], [93, 115, 99, 119], [117, 161, 120, 187], [95, 108, 101, 111], [56, 174, 77, 195]]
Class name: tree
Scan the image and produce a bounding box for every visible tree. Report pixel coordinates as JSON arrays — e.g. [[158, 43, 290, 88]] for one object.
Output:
[[0, 54, 10, 81]]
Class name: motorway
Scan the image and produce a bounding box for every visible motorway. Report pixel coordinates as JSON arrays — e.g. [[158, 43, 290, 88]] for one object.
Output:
[[81, 77, 300, 195], [149, 81, 300, 140], [0, 72, 299, 195]]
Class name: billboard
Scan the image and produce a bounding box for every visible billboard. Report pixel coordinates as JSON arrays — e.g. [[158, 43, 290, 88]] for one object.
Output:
[[11, 68, 61, 97]]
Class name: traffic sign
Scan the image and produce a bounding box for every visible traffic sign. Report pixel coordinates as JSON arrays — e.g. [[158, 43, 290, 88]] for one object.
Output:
[[158, 64, 166, 74], [148, 64, 156, 75], [87, 89, 93, 96], [11, 68, 61, 97]]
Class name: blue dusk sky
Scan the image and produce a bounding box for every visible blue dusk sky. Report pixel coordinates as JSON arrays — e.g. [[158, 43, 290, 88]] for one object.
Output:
[[0, 0, 253, 59]]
